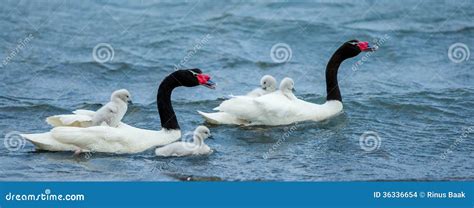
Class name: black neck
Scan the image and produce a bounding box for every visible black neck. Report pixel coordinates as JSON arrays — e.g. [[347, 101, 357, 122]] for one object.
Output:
[[325, 50, 345, 102], [157, 75, 182, 130]]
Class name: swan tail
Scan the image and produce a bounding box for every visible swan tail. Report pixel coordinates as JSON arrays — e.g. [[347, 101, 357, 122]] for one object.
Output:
[[21, 132, 76, 151], [197, 111, 249, 125]]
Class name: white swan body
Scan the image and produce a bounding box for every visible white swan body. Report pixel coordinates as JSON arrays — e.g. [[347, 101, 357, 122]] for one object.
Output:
[[218, 94, 343, 125], [21, 123, 181, 154], [201, 87, 344, 126], [155, 126, 212, 157], [201, 78, 343, 126]]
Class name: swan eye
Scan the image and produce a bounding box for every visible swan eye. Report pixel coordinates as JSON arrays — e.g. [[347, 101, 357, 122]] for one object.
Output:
[[263, 81, 267, 84], [348, 41, 358, 45], [189, 70, 198, 77]]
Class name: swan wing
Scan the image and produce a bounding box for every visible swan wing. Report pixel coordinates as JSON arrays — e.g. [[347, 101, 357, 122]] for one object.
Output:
[[50, 126, 128, 152], [216, 96, 264, 120], [46, 114, 93, 127], [212, 95, 249, 111], [197, 111, 250, 125], [242, 93, 300, 125]]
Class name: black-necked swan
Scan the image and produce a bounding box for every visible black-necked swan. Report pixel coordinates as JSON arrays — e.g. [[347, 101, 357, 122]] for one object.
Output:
[[20, 69, 216, 154], [198, 40, 376, 126], [155, 125, 213, 157], [46, 89, 132, 128]]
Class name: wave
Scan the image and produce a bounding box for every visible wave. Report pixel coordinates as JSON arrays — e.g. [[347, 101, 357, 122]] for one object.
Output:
[[0, 103, 67, 112], [344, 19, 474, 34]]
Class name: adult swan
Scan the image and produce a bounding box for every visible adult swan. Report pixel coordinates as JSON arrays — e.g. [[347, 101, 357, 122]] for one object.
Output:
[[21, 69, 216, 154], [199, 40, 376, 126]]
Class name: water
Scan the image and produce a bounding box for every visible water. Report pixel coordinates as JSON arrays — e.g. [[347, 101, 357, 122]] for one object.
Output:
[[1, 0, 473, 181]]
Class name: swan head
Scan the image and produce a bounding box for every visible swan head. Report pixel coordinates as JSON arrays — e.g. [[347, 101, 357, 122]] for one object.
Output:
[[111, 89, 132, 103], [172, 69, 216, 89], [279, 77, 295, 94], [260, 75, 277, 92], [194, 125, 212, 140], [340, 40, 377, 58]]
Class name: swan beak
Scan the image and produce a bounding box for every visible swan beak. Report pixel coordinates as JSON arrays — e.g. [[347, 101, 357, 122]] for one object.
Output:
[[359, 42, 378, 52], [208, 134, 214, 139], [202, 79, 216, 89], [292, 88, 296, 93], [365, 44, 378, 52], [128, 100, 133, 105]]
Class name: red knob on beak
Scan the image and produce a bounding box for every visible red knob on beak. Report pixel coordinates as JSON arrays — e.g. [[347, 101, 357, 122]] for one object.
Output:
[[358, 41, 377, 52], [197, 74, 216, 89]]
